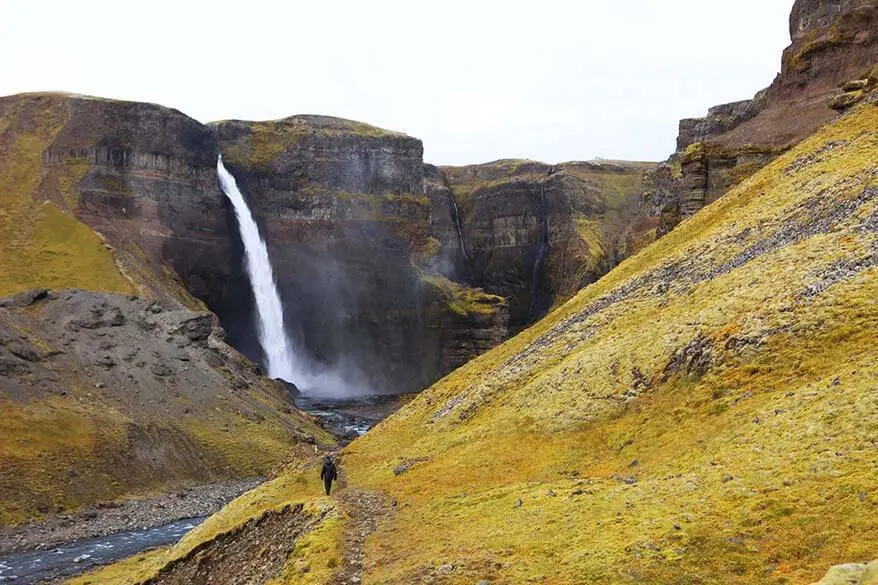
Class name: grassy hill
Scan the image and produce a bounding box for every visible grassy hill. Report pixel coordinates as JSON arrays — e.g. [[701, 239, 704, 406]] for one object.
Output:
[[75, 101, 876, 584]]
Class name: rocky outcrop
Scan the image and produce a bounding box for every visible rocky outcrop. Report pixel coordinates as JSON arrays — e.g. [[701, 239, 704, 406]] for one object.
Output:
[[809, 559, 878, 585], [639, 0, 877, 237], [0, 289, 329, 524], [436, 159, 655, 326], [676, 91, 769, 152], [783, 0, 877, 100]]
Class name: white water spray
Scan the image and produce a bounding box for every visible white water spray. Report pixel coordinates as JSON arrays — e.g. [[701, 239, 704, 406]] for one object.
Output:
[[217, 155, 297, 381], [216, 156, 367, 398]]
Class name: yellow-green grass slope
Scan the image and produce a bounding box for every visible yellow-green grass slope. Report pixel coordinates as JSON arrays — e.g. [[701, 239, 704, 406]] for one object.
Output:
[[346, 102, 878, 584], [69, 463, 344, 585], [0, 96, 134, 296], [81, 102, 877, 584]]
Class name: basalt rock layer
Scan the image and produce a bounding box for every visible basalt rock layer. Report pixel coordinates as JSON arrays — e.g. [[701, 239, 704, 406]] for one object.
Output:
[[641, 0, 878, 239], [434, 159, 655, 326], [0, 92, 225, 307], [213, 115, 510, 393]]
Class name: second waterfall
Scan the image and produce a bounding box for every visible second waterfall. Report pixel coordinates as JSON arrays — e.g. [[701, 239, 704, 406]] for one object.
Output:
[[216, 155, 297, 382]]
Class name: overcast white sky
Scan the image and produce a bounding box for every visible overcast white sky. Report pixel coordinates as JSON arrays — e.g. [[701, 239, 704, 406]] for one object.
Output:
[[1, 1, 793, 165]]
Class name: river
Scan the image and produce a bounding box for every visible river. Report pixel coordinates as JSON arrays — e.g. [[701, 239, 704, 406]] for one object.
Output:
[[0, 517, 204, 584]]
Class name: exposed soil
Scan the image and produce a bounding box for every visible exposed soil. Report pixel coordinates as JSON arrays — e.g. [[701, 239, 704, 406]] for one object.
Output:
[[144, 503, 324, 585], [334, 488, 393, 585]]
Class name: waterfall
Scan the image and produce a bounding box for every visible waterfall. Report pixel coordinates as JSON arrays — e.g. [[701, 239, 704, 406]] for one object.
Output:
[[448, 193, 473, 275], [217, 155, 297, 381], [527, 182, 550, 320], [216, 156, 367, 398]]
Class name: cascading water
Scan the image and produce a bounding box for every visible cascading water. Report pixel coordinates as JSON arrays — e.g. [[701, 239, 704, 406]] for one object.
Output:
[[527, 181, 550, 320], [448, 193, 473, 274], [216, 156, 366, 398], [217, 155, 297, 381]]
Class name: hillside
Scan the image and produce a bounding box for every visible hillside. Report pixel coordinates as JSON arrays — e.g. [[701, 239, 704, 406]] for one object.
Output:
[[0, 290, 332, 525], [76, 95, 877, 584]]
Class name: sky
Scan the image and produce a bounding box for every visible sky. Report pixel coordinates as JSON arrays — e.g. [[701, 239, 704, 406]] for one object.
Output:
[[1, 1, 793, 165]]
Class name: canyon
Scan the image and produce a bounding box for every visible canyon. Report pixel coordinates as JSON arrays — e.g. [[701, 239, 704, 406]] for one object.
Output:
[[0, 93, 656, 399], [0, 0, 876, 582], [0, 90, 654, 524]]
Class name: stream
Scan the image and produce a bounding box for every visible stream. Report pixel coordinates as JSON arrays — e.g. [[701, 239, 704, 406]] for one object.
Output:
[[0, 517, 204, 584], [0, 396, 406, 583], [293, 394, 409, 441]]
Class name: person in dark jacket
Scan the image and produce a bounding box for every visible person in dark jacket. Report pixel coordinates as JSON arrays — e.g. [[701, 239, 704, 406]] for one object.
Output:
[[320, 455, 338, 495]]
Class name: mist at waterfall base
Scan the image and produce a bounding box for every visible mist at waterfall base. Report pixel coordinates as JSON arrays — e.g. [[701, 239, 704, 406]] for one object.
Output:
[[217, 156, 372, 399]]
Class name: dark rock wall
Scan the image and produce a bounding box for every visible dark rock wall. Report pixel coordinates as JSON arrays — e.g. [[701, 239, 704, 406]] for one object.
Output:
[[215, 116, 508, 393], [439, 160, 654, 327], [5, 93, 232, 309]]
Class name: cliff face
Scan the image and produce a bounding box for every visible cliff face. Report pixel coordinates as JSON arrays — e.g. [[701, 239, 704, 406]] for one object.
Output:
[[214, 116, 509, 393], [0, 92, 226, 307], [436, 159, 654, 326], [642, 0, 877, 238]]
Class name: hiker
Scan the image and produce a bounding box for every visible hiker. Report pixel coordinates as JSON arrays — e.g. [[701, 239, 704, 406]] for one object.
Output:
[[320, 455, 338, 495]]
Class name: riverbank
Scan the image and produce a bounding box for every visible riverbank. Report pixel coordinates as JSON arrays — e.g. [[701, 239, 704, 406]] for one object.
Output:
[[0, 478, 261, 556], [294, 393, 416, 441]]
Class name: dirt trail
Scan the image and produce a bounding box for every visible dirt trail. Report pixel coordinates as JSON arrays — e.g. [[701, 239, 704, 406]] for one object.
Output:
[[332, 483, 393, 585]]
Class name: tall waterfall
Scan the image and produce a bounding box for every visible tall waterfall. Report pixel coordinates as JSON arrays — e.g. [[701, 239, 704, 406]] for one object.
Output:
[[217, 155, 297, 382]]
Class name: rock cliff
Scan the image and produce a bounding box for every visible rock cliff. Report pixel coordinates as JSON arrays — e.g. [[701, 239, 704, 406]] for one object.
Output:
[[0, 92, 226, 307], [641, 0, 877, 238], [213, 115, 510, 393], [434, 159, 654, 326]]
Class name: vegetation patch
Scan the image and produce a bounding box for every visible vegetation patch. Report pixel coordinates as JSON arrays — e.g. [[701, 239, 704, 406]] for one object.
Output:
[[421, 273, 507, 317]]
